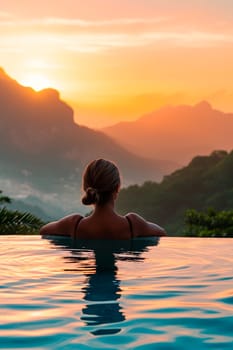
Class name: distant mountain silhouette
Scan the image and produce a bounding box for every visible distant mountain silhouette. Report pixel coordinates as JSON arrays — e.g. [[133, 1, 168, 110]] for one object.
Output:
[[103, 101, 233, 164], [0, 68, 176, 215]]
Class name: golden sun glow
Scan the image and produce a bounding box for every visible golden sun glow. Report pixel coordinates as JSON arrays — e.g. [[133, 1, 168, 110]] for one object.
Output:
[[20, 73, 52, 91], [1, 1, 233, 127]]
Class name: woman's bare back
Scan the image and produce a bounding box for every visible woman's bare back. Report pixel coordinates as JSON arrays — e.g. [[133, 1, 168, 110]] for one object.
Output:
[[40, 212, 166, 238]]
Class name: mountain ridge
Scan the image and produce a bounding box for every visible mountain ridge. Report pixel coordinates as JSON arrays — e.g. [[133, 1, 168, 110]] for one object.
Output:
[[103, 101, 233, 164]]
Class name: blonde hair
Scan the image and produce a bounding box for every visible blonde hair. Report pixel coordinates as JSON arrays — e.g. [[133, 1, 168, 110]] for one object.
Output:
[[82, 159, 121, 206]]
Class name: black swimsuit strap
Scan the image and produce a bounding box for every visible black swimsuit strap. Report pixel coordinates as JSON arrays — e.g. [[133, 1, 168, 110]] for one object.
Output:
[[126, 215, 134, 239], [73, 216, 83, 237]]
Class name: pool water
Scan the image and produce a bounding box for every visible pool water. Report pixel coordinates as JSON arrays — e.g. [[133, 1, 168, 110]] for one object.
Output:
[[0, 236, 232, 350]]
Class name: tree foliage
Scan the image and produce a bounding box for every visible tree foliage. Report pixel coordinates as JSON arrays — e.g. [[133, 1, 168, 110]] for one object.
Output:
[[117, 150, 233, 235], [184, 208, 233, 237], [0, 191, 44, 234]]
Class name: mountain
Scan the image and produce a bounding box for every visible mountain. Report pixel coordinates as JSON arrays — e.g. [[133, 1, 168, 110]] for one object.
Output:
[[116, 150, 233, 235], [0, 68, 176, 217], [103, 101, 233, 164], [3, 195, 67, 222]]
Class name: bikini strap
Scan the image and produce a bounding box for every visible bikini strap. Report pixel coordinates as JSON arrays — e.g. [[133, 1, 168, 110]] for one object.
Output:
[[73, 215, 83, 238], [126, 215, 134, 239]]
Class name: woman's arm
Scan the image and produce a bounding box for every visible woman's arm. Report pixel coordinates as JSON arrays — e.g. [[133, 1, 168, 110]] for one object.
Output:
[[127, 213, 167, 237], [40, 214, 82, 236]]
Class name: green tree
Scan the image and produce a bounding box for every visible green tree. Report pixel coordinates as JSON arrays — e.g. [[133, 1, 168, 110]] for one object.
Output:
[[0, 190, 44, 234], [184, 208, 233, 237], [117, 150, 233, 235]]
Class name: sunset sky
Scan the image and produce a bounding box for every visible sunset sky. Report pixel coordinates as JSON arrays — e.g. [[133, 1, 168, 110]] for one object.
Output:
[[1, 0, 233, 127]]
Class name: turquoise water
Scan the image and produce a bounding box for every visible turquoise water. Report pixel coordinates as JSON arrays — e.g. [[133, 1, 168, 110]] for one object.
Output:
[[0, 236, 232, 350]]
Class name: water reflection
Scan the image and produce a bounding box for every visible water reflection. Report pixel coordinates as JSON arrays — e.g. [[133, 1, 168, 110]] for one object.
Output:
[[44, 236, 159, 335]]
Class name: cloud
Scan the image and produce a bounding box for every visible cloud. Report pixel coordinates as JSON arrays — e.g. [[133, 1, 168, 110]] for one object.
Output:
[[42, 16, 169, 27], [0, 15, 233, 54], [1, 31, 232, 55], [142, 31, 233, 47], [0, 177, 57, 201], [0, 16, 169, 27]]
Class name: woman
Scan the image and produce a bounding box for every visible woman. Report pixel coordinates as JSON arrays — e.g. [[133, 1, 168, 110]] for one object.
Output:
[[40, 159, 166, 239]]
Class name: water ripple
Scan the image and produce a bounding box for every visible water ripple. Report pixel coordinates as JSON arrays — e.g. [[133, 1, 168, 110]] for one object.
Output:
[[0, 236, 232, 349]]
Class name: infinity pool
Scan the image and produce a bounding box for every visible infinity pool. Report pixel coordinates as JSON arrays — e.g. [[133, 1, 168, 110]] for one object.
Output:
[[0, 236, 232, 349]]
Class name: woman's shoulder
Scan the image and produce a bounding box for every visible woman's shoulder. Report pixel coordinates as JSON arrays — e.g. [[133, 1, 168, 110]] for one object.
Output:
[[125, 212, 148, 236], [125, 212, 167, 237], [40, 213, 83, 236]]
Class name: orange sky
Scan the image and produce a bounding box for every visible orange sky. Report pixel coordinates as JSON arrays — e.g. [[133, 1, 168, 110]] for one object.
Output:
[[1, 0, 233, 127]]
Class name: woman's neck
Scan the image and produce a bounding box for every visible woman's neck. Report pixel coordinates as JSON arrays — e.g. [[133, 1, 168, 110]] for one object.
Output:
[[93, 200, 116, 216]]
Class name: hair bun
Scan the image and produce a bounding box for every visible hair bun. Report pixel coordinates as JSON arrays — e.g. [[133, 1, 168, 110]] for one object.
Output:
[[82, 187, 99, 205]]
